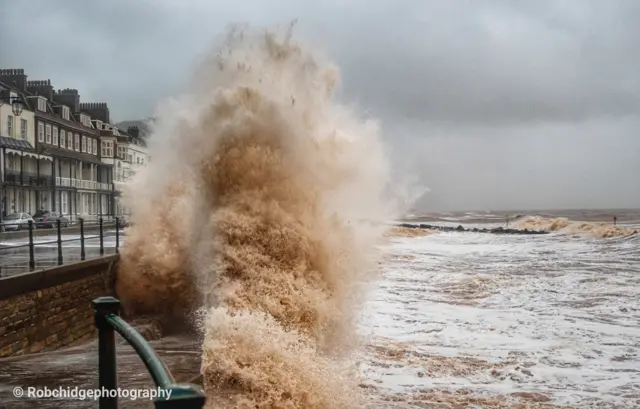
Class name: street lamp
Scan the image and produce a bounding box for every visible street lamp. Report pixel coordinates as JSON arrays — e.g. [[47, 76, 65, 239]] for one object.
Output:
[[0, 90, 26, 117]]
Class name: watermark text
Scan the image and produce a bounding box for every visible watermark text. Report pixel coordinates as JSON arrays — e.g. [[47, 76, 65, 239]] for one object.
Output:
[[12, 386, 172, 401]]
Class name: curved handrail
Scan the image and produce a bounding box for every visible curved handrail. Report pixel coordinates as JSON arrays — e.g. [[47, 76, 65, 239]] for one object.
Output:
[[105, 313, 175, 388], [92, 296, 206, 409]]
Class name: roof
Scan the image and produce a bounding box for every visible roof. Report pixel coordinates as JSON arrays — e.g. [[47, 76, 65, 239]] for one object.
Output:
[[1, 78, 127, 138], [0, 81, 34, 111], [39, 145, 109, 166], [0, 136, 36, 152]]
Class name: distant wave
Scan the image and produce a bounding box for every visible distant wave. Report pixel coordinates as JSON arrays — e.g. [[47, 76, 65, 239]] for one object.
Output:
[[512, 215, 639, 239]]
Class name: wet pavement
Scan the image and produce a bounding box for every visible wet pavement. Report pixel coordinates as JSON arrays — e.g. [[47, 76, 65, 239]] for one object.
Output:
[[0, 333, 201, 408], [0, 230, 121, 276]]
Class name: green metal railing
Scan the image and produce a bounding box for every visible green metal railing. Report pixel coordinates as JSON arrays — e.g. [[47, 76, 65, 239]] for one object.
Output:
[[92, 297, 206, 409]]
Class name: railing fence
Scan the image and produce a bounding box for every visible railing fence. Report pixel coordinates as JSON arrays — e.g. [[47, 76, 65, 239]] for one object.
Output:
[[0, 217, 123, 276]]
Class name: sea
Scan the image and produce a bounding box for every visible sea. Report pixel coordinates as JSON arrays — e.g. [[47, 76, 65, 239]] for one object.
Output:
[[362, 208, 640, 408]]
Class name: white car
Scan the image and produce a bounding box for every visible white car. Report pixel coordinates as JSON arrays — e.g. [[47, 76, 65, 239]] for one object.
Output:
[[2, 212, 35, 231]]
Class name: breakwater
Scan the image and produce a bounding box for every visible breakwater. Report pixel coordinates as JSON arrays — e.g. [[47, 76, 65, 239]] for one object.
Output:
[[397, 223, 548, 235]]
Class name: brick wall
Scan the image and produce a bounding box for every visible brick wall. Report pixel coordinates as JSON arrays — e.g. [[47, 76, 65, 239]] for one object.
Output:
[[0, 256, 118, 358]]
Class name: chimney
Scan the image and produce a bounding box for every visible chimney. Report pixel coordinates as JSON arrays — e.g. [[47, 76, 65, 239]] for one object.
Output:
[[127, 126, 140, 140], [26, 79, 54, 101], [53, 88, 81, 113], [0, 69, 28, 92], [80, 102, 110, 123]]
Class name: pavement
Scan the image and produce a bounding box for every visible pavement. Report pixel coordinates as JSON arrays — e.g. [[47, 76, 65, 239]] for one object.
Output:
[[0, 229, 124, 277]]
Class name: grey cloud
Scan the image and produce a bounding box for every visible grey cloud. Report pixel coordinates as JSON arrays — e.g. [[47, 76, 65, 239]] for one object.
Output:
[[387, 116, 640, 211], [326, 0, 640, 125], [3, 0, 639, 124]]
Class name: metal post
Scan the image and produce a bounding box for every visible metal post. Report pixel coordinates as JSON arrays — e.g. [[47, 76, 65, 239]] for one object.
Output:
[[28, 220, 35, 271], [92, 297, 121, 409], [56, 218, 63, 265], [80, 218, 86, 261], [115, 217, 120, 254], [99, 217, 104, 256]]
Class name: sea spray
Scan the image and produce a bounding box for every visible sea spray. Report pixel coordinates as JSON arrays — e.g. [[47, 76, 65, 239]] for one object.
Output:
[[513, 215, 640, 238], [117, 25, 404, 408]]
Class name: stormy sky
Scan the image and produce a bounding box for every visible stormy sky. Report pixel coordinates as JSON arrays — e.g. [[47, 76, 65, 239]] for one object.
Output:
[[1, 0, 639, 211]]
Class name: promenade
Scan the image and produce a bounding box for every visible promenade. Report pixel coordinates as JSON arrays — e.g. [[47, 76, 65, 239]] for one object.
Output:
[[0, 220, 123, 277]]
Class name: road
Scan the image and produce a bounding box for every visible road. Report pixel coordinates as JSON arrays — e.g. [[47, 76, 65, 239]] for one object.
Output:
[[0, 229, 124, 276]]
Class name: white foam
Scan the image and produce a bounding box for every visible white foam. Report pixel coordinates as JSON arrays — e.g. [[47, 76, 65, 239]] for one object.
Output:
[[359, 231, 640, 407]]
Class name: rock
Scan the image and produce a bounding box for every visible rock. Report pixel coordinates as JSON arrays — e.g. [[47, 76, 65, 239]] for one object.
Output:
[[393, 223, 548, 235]]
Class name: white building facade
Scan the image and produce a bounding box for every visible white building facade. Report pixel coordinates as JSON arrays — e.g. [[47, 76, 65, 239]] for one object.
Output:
[[0, 79, 54, 220], [101, 125, 149, 217]]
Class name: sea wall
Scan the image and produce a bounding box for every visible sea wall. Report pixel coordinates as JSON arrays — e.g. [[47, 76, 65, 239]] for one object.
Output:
[[0, 256, 118, 358]]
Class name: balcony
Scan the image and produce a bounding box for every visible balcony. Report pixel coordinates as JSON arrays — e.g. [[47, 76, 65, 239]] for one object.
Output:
[[56, 176, 76, 188], [3, 169, 54, 187], [55, 177, 113, 191]]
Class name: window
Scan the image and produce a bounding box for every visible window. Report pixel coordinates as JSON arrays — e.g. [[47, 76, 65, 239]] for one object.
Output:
[[75, 133, 80, 151], [93, 139, 98, 155], [61, 192, 68, 215], [38, 123, 44, 142], [37, 97, 47, 112], [7, 115, 13, 137], [83, 194, 89, 215], [67, 132, 73, 149], [45, 124, 52, 143], [20, 119, 27, 140], [61, 106, 70, 120], [82, 135, 86, 152], [53, 126, 59, 146], [102, 141, 114, 157], [60, 130, 66, 148]]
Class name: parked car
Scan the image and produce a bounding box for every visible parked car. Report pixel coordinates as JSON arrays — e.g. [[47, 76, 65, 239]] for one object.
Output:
[[33, 210, 70, 229], [1, 212, 35, 231]]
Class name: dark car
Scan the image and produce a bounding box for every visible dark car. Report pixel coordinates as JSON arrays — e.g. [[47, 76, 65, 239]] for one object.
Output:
[[33, 210, 70, 229]]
